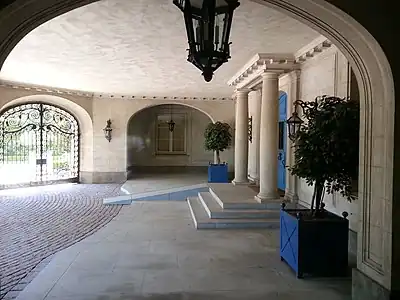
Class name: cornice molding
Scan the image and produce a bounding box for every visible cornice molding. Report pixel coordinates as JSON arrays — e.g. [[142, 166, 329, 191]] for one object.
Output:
[[227, 53, 299, 89], [0, 80, 233, 101], [294, 35, 332, 64], [94, 93, 233, 101], [0, 80, 94, 97], [227, 36, 332, 90]]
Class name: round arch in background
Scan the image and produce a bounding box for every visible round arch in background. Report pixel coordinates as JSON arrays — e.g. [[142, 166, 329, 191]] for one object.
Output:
[[0, 95, 94, 175], [0, 102, 80, 186], [126, 102, 215, 131], [125, 102, 214, 176]]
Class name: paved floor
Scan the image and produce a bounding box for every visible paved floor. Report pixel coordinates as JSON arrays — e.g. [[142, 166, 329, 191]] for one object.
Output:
[[121, 172, 208, 195], [0, 184, 123, 300], [14, 201, 352, 300]]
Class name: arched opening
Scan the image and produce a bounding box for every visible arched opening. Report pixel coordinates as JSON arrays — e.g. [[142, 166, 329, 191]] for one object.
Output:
[[0, 102, 79, 188], [126, 103, 214, 179], [0, 95, 94, 185]]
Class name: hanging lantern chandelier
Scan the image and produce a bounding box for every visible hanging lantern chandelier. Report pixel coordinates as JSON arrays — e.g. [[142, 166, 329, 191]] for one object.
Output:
[[173, 0, 240, 82], [167, 104, 176, 132]]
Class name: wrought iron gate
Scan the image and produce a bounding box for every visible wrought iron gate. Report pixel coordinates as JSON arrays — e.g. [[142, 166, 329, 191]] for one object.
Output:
[[0, 103, 79, 187]]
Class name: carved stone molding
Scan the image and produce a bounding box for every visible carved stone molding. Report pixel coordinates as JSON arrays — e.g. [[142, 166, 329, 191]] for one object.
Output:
[[0, 80, 94, 97], [294, 35, 333, 64], [95, 93, 232, 102], [227, 53, 299, 89], [0, 80, 233, 102]]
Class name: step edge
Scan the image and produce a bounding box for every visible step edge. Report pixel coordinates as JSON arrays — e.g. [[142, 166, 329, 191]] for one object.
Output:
[[198, 192, 213, 218], [187, 197, 200, 229]]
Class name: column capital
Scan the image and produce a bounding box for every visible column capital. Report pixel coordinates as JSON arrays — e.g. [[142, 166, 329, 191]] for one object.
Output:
[[234, 88, 251, 96], [254, 88, 262, 96], [261, 72, 279, 80], [288, 70, 301, 81]]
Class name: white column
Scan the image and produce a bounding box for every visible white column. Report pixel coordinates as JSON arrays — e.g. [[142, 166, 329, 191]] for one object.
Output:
[[232, 89, 249, 185], [248, 89, 261, 184], [256, 72, 280, 201]]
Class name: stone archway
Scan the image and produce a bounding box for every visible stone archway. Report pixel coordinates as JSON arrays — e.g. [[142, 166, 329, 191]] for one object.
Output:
[[0, 0, 396, 296], [126, 103, 214, 177], [126, 101, 216, 126], [0, 95, 94, 183], [0, 102, 80, 187]]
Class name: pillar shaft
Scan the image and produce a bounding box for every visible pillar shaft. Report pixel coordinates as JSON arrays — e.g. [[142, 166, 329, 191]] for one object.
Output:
[[248, 89, 261, 183], [233, 89, 249, 184], [257, 72, 279, 201]]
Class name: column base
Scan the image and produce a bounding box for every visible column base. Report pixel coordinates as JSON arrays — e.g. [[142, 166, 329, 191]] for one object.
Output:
[[255, 192, 280, 203], [232, 179, 249, 186], [284, 191, 299, 202], [247, 175, 259, 185], [352, 268, 399, 300]]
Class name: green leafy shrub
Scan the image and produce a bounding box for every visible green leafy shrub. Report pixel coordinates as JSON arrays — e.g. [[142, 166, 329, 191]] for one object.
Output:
[[289, 95, 359, 215], [204, 121, 232, 164]]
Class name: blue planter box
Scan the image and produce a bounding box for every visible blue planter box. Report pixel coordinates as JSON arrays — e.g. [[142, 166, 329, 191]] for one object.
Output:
[[280, 204, 349, 278], [208, 163, 228, 183]]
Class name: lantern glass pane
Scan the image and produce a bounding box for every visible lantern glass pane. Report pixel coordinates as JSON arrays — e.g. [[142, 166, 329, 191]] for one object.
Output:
[[173, 0, 185, 10], [190, 0, 203, 9], [193, 18, 201, 47], [216, 0, 228, 8], [288, 123, 295, 137], [214, 14, 224, 50]]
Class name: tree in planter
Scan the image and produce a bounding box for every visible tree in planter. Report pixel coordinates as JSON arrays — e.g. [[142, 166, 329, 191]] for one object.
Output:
[[204, 121, 232, 164], [288, 95, 359, 217]]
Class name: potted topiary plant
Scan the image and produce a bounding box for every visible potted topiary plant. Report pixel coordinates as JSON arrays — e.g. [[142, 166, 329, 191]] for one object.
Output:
[[204, 121, 232, 183], [281, 95, 359, 278]]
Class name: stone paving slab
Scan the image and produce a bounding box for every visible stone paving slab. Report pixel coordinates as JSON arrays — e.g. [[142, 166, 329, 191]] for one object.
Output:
[[14, 202, 352, 300], [0, 183, 123, 300]]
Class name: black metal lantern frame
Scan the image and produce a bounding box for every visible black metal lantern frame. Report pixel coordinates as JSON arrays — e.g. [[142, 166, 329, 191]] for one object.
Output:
[[103, 119, 112, 142], [167, 119, 176, 132], [167, 104, 176, 132], [286, 96, 322, 142], [173, 0, 240, 82]]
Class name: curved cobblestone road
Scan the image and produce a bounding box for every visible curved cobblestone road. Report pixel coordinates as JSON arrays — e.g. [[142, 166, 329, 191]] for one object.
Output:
[[0, 184, 123, 299]]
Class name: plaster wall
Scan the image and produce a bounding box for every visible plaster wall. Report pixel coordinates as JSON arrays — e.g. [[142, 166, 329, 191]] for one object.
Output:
[[91, 97, 235, 182]]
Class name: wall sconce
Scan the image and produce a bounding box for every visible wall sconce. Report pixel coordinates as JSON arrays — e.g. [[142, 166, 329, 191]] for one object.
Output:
[[248, 116, 252, 143], [103, 119, 112, 142], [167, 119, 175, 132]]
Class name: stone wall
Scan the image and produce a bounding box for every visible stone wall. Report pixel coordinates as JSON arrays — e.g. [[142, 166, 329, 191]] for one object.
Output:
[[0, 84, 235, 184]]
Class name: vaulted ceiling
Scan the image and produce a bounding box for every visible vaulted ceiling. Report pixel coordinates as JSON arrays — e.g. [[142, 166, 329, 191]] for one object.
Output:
[[0, 0, 319, 97]]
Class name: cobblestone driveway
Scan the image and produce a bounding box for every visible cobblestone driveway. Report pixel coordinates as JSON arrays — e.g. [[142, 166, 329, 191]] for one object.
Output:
[[0, 184, 123, 300]]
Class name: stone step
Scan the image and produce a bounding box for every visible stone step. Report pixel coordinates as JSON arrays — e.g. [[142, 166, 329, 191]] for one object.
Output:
[[187, 197, 280, 229], [209, 183, 282, 210], [198, 192, 280, 219]]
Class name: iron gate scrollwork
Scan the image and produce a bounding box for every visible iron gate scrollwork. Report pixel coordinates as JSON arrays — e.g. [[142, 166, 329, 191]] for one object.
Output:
[[0, 103, 79, 187]]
